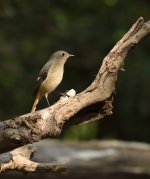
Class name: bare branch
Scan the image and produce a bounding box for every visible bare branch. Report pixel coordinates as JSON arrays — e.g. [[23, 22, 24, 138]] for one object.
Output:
[[0, 17, 150, 173], [0, 144, 66, 173], [0, 17, 150, 152]]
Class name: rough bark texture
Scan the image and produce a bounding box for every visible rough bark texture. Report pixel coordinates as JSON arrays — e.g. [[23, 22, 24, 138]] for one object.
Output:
[[0, 143, 66, 173], [0, 17, 150, 173]]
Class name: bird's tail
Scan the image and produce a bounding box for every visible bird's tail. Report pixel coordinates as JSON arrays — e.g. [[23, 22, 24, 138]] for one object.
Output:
[[31, 94, 40, 113]]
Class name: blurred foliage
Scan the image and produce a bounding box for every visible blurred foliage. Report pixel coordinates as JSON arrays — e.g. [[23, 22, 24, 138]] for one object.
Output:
[[0, 0, 150, 142], [62, 122, 98, 140]]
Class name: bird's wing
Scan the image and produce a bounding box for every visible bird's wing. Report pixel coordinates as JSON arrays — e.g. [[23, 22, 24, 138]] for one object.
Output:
[[33, 62, 51, 96]]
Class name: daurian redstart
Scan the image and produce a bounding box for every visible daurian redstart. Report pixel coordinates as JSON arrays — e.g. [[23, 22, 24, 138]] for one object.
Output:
[[31, 50, 74, 112]]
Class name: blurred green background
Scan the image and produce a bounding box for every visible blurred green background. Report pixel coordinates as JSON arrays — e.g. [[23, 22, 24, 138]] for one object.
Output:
[[0, 0, 150, 142]]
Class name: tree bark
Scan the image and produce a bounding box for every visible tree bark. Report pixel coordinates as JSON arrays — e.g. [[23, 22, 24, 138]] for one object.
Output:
[[0, 17, 150, 173]]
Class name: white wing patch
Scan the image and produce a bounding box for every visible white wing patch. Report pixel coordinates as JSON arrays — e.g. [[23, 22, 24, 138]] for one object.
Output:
[[37, 77, 40, 82]]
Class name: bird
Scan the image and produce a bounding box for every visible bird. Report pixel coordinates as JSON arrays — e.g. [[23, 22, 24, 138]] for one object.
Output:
[[31, 50, 74, 112]]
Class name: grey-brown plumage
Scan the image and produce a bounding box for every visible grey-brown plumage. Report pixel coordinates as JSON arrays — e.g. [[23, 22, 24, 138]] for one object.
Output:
[[31, 50, 74, 112]]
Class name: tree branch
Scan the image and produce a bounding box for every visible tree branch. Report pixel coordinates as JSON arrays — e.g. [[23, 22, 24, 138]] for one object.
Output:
[[0, 17, 150, 173], [0, 144, 66, 173]]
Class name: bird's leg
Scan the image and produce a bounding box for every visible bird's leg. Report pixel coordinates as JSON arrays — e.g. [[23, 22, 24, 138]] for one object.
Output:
[[45, 94, 50, 107]]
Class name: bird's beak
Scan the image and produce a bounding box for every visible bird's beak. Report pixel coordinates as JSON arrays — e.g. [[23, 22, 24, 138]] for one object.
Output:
[[69, 54, 75, 57]]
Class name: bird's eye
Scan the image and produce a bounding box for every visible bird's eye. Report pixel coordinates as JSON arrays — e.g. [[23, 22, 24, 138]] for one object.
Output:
[[61, 52, 65, 56]]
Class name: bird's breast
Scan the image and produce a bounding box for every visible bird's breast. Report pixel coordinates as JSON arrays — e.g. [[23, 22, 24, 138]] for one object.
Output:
[[41, 63, 64, 94]]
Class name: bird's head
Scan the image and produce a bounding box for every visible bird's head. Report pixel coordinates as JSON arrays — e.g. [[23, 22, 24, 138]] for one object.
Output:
[[50, 50, 74, 63]]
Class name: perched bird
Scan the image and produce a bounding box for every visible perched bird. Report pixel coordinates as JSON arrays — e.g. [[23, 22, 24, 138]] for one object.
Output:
[[31, 50, 74, 112]]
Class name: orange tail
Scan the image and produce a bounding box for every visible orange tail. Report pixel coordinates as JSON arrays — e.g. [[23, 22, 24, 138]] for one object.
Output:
[[31, 94, 41, 112]]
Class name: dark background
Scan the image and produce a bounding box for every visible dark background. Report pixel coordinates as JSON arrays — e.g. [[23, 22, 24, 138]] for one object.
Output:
[[0, 0, 150, 142]]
